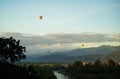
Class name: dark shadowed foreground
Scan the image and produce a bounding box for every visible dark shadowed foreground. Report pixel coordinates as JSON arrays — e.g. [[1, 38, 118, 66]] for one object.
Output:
[[0, 37, 56, 79], [62, 60, 120, 79], [0, 62, 56, 79]]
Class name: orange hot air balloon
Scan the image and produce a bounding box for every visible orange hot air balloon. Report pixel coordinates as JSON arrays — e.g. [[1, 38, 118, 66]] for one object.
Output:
[[39, 16, 43, 20]]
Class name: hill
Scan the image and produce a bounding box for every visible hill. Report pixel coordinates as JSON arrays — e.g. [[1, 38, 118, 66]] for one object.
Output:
[[23, 45, 120, 63]]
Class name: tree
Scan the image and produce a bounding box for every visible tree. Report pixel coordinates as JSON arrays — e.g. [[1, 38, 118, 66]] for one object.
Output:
[[0, 37, 26, 63], [73, 61, 83, 67], [105, 59, 116, 66], [72, 61, 83, 74], [94, 59, 103, 66]]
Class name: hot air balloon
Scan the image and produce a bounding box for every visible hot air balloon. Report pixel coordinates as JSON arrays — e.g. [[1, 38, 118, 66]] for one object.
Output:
[[39, 16, 43, 20], [82, 44, 85, 47]]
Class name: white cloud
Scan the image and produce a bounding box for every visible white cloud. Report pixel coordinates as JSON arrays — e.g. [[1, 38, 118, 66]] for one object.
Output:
[[1, 32, 120, 54]]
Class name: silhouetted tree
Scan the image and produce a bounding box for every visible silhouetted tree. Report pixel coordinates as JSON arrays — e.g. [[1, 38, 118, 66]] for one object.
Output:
[[105, 59, 116, 66], [0, 37, 26, 63], [73, 61, 83, 67], [71, 61, 83, 75], [94, 59, 103, 66]]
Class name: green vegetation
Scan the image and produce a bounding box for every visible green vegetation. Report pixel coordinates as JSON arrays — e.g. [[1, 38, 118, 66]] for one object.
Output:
[[0, 62, 56, 79], [0, 37, 26, 63], [63, 59, 120, 79], [0, 37, 56, 79]]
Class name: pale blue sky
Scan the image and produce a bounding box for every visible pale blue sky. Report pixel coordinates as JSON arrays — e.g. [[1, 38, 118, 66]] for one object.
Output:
[[0, 0, 120, 35]]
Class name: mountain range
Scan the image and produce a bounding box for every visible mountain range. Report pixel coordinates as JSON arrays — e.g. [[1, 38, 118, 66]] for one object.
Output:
[[23, 45, 120, 63]]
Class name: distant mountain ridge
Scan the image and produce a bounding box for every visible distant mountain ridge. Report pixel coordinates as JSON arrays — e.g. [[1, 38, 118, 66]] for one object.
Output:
[[23, 45, 120, 63], [51, 45, 120, 56]]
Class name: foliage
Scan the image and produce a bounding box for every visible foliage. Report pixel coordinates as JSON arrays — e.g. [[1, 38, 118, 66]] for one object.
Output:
[[63, 59, 120, 79], [0, 62, 30, 79], [0, 62, 56, 79], [0, 37, 26, 63], [94, 59, 103, 65], [0, 37, 56, 79], [105, 59, 116, 66]]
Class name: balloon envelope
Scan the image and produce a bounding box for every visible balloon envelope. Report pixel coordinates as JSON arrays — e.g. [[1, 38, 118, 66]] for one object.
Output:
[[39, 16, 43, 20], [82, 44, 85, 47]]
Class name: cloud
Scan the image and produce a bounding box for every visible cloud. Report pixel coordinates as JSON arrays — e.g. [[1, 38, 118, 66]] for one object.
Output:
[[1, 32, 120, 44], [0, 32, 120, 54], [46, 33, 120, 43]]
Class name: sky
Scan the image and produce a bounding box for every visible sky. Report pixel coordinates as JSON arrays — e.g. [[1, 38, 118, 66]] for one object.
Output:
[[0, 0, 120, 35]]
